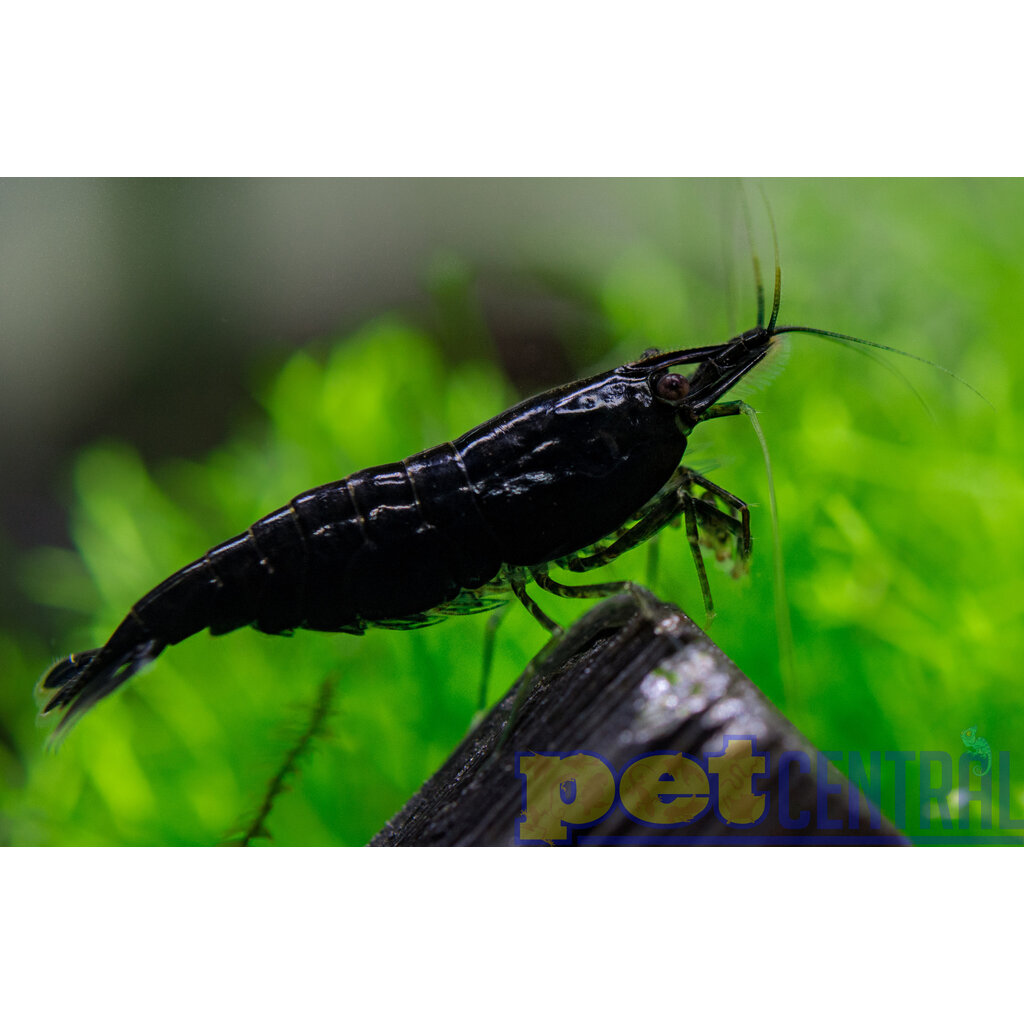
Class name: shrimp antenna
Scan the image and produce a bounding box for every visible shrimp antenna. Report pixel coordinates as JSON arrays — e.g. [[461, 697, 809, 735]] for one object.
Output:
[[825, 334, 935, 419], [755, 177, 986, 408], [738, 184, 766, 329], [757, 183, 783, 335], [738, 402, 800, 708], [773, 325, 992, 407], [718, 181, 742, 336]]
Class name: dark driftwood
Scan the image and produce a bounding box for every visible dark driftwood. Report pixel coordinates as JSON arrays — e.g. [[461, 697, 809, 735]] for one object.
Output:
[[371, 588, 906, 846]]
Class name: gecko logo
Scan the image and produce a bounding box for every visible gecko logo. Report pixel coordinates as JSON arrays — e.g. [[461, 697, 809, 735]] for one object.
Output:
[[515, 736, 767, 844], [961, 726, 992, 777]]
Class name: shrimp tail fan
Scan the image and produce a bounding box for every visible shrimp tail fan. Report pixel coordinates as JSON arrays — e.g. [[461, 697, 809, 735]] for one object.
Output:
[[36, 617, 166, 740]]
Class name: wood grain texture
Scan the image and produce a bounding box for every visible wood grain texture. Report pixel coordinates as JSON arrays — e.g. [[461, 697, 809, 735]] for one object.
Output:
[[372, 588, 906, 846]]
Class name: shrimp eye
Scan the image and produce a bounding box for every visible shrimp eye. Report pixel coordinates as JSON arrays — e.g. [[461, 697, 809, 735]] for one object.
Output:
[[654, 372, 690, 402]]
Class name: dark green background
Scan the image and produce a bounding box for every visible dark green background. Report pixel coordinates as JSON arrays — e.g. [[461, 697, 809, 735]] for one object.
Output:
[[2, 179, 1019, 844]]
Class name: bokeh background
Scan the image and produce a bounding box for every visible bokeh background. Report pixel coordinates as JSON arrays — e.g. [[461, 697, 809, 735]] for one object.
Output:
[[1, 178, 1019, 844]]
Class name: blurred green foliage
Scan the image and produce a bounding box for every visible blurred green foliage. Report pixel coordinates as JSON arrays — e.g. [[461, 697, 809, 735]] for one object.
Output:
[[2, 179, 1022, 844]]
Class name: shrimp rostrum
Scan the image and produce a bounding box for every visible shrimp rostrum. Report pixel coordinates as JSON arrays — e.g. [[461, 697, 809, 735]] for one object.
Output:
[[40, 288, 830, 737]]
